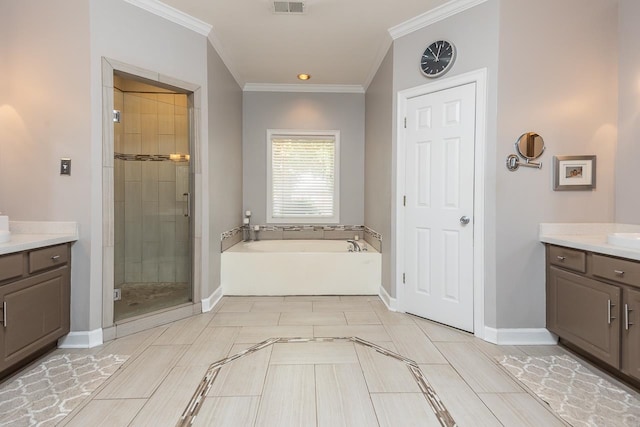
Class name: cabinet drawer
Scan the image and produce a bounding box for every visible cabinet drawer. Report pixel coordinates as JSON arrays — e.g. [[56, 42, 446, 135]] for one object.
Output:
[[28, 244, 69, 274], [0, 253, 23, 282], [593, 254, 640, 288], [549, 245, 586, 273]]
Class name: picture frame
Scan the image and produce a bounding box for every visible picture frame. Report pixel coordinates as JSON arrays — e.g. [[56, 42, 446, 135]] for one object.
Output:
[[553, 155, 596, 191]]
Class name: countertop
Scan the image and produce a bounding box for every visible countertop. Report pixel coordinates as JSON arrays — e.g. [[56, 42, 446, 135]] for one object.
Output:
[[539, 223, 640, 261], [0, 221, 79, 256]]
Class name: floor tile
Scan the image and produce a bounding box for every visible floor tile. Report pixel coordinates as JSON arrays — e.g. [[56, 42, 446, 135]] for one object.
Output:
[[419, 364, 502, 427], [97, 345, 187, 399], [385, 324, 448, 364], [478, 392, 565, 427], [354, 342, 420, 393], [315, 364, 378, 427], [250, 301, 313, 312], [63, 399, 146, 427], [434, 342, 522, 393], [224, 296, 285, 303], [217, 300, 254, 313], [314, 325, 391, 343], [235, 326, 314, 343], [373, 309, 416, 325], [279, 312, 346, 326], [472, 339, 528, 358], [98, 326, 167, 357], [313, 301, 374, 312], [516, 345, 568, 357], [345, 311, 381, 325], [208, 344, 272, 397], [210, 312, 280, 327], [413, 317, 474, 342], [371, 393, 441, 427], [284, 295, 340, 302], [152, 314, 212, 345], [193, 396, 259, 427], [270, 342, 358, 365], [339, 295, 380, 302], [176, 327, 239, 367], [130, 366, 208, 426], [254, 365, 316, 427]]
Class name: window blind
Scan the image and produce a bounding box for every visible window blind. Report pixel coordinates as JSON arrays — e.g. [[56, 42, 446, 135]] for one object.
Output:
[[271, 135, 336, 219]]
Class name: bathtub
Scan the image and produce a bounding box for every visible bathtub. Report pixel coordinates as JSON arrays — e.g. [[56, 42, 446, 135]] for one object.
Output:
[[221, 240, 381, 295]]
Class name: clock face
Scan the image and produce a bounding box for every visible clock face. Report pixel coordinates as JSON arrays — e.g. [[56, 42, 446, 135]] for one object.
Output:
[[420, 40, 456, 78]]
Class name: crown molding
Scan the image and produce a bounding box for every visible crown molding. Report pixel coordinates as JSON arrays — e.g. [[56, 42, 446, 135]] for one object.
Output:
[[243, 83, 365, 94], [123, 0, 212, 36], [388, 0, 488, 40]]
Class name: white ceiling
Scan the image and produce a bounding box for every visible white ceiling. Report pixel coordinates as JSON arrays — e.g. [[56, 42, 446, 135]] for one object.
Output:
[[157, 0, 450, 88]]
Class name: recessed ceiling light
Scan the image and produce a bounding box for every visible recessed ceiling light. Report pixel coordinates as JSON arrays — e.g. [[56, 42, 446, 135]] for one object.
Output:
[[297, 73, 311, 81]]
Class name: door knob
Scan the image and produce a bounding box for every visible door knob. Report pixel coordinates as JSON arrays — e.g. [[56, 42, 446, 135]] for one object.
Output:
[[460, 216, 471, 225]]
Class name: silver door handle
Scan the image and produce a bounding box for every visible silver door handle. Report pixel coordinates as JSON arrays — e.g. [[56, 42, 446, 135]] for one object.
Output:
[[608, 299, 616, 324], [184, 193, 191, 218], [460, 216, 470, 225], [626, 304, 634, 330]]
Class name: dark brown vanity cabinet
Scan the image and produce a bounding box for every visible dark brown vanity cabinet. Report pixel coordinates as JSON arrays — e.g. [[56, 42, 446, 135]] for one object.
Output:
[[546, 244, 640, 382], [0, 243, 70, 377]]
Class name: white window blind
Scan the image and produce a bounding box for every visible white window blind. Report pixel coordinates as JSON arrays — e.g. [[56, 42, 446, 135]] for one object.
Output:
[[268, 131, 339, 223]]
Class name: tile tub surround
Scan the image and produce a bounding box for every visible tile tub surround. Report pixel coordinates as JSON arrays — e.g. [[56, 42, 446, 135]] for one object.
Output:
[[0, 221, 78, 255], [53, 296, 579, 426], [540, 223, 640, 261]]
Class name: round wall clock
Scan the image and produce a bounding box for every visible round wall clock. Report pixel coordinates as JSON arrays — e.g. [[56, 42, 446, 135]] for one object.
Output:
[[420, 40, 456, 78]]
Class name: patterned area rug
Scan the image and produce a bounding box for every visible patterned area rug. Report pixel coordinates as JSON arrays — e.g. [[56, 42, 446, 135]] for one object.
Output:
[[0, 353, 128, 426], [499, 354, 640, 427]]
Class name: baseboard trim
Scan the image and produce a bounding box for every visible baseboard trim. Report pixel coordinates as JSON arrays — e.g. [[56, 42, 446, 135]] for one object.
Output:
[[379, 285, 398, 311], [58, 328, 104, 349], [484, 327, 559, 345], [202, 286, 223, 312]]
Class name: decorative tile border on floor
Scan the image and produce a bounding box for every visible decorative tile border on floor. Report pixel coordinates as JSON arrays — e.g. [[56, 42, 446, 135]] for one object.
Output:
[[178, 337, 456, 427]]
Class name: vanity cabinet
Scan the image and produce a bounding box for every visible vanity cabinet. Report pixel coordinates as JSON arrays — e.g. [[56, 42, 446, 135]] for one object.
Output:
[[546, 244, 640, 383], [0, 243, 70, 378]]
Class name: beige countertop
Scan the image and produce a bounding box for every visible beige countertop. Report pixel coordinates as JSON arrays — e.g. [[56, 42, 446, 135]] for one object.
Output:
[[0, 221, 79, 256], [539, 223, 640, 261]]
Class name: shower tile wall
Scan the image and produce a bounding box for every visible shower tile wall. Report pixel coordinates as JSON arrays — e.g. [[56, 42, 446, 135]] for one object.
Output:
[[114, 89, 190, 286]]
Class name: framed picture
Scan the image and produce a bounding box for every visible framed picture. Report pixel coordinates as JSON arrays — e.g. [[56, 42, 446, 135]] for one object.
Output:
[[553, 155, 596, 191]]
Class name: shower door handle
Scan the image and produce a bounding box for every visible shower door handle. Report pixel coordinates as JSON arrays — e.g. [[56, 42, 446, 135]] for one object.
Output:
[[184, 193, 191, 218]]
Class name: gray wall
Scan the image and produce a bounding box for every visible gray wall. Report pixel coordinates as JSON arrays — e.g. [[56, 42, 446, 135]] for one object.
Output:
[[243, 92, 365, 225], [495, 0, 618, 328], [616, 0, 640, 224], [391, 0, 501, 319], [207, 41, 243, 297], [365, 46, 394, 297], [0, 0, 93, 330]]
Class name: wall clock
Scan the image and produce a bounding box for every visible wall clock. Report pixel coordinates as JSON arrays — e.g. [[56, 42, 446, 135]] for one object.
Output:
[[420, 40, 456, 78]]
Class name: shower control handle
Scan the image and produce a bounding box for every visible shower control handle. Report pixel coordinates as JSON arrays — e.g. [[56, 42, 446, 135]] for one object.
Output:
[[184, 193, 191, 218]]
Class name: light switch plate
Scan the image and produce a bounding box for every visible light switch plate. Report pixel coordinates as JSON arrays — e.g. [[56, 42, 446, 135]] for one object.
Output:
[[60, 158, 71, 175]]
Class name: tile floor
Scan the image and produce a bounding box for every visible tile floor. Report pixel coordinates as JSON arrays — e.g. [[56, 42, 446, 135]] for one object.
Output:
[[45, 296, 591, 426]]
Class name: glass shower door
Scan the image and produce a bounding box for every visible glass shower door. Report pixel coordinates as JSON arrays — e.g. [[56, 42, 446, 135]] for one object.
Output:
[[113, 81, 191, 322]]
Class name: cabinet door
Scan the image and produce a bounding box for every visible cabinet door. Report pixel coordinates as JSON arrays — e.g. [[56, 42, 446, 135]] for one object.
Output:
[[0, 267, 70, 372], [547, 267, 621, 368], [622, 287, 640, 381]]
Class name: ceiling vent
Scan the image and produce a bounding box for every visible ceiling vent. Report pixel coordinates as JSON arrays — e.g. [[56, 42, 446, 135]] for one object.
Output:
[[273, 1, 305, 14]]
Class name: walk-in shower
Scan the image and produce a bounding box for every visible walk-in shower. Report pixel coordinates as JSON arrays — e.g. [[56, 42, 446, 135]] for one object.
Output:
[[113, 74, 192, 322]]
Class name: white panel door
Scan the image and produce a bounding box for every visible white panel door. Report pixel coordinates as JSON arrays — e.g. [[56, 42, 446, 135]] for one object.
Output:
[[404, 83, 476, 332]]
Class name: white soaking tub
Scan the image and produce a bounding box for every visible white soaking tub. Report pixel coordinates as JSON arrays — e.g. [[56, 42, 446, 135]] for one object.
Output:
[[221, 240, 381, 295]]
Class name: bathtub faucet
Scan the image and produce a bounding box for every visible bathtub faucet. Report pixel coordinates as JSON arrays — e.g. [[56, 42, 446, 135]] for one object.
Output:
[[347, 240, 361, 252]]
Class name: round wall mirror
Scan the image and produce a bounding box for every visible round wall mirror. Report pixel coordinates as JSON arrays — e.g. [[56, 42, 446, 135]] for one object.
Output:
[[515, 132, 545, 160]]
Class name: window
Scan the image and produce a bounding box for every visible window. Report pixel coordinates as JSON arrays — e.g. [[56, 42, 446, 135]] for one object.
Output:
[[267, 129, 340, 224]]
